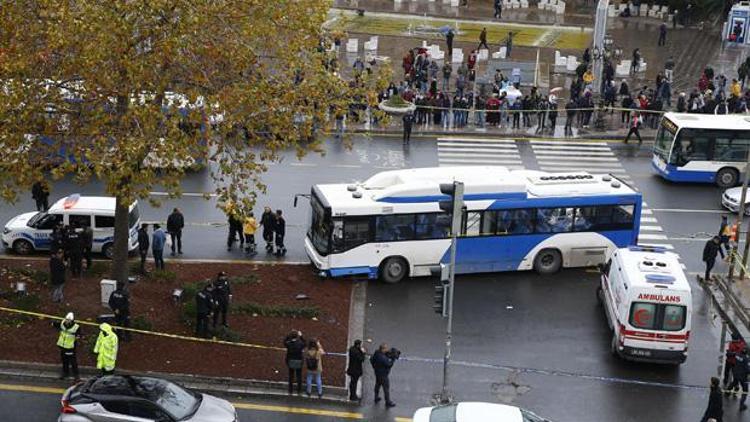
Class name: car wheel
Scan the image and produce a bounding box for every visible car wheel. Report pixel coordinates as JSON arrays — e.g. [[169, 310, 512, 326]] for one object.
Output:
[[12, 239, 33, 255], [380, 257, 408, 284], [716, 168, 739, 188], [102, 244, 114, 260], [533, 249, 562, 274]]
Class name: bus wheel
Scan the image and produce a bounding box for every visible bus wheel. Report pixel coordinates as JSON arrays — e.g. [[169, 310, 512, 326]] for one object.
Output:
[[102, 244, 114, 260], [716, 168, 739, 188], [12, 239, 33, 255], [533, 249, 562, 274], [380, 257, 408, 284]]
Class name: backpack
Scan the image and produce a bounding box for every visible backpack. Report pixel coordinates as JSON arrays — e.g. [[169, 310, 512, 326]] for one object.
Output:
[[306, 355, 318, 371]]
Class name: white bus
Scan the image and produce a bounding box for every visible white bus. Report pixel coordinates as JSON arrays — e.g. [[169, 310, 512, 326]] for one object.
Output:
[[303, 166, 642, 283], [652, 112, 750, 187]]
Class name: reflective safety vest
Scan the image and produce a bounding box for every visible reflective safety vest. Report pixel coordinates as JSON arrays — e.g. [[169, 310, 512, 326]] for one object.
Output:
[[94, 332, 118, 371], [57, 323, 79, 349]]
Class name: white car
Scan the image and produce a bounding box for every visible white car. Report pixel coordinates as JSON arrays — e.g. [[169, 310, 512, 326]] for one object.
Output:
[[413, 402, 550, 422], [722, 187, 750, 215]]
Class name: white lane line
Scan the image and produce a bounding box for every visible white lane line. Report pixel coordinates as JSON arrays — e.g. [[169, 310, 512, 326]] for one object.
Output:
[[439, 141, 520, 147], [149, 192, 218, 198], [532, 151, 617, 157], [642, 209, 653, 215], [639, 225, 664, 232], [640, 217, 658, 223], [438, 137, 516, 145], [639, 243, 675, 250], [639, 233, 669, 240], [530, 145, 612, 151], [529, 141, 608, 146], [330, 164, 363, 168], [537, 156, 620, 162], [438, 146, 522, 153], [439, 152, 521, 159], [649, 208, 726, 214], [439, 157, 524, 164]]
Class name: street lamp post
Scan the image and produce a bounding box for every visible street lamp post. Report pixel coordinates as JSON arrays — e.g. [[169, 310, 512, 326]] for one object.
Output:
[[436, 181, 464, 404]]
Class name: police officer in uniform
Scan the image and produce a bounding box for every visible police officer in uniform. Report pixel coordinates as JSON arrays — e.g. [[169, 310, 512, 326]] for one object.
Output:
[[66, 222, 84, 278], [213, 272, 232, 329], [108, 281, 131, 342], [54, 312, 81, 381], [196, 283, 215, 338]]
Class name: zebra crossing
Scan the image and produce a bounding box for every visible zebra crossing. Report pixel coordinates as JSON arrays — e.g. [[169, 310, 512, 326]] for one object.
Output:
[[437, 137, 524, 168], [529, 139, 631, 182]]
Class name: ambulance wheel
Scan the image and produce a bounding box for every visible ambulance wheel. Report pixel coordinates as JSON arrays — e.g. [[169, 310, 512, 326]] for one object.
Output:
[[102, 244, 114, 260], [380, 257, 408, 284], [716, 168, 738, 188], [12, 239, 33, 255], [533, 249, 562, 274]]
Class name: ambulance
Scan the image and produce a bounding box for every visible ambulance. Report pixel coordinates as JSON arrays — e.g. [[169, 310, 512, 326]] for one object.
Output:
[[598, 246, 691, 364], [2, 194, 140, 259]]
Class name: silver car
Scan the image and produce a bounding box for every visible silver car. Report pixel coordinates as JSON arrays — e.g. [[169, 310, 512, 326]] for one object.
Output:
[[58, 375, 237, 422], [722, 187, 750, 215]]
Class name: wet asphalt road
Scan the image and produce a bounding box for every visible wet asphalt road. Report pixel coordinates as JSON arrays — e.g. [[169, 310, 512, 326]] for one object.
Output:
[[1, 134, 747, 421]]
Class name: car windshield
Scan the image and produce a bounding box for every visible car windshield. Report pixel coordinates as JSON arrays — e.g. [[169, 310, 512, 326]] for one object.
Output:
[[135, 378, 200, 420], [309, 195, 330, 255], [26, 212, 44, 227]]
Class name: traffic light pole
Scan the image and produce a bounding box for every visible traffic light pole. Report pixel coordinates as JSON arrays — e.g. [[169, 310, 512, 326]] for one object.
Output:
[[439, 181, 463, 404]]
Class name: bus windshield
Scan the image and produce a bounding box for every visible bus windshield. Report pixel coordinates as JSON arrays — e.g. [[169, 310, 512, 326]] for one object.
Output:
[[309, 195, 330, 255], [654, 124, 675, 161]]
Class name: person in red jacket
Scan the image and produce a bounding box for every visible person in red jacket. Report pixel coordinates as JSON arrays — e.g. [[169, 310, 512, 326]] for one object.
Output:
[[725, 332, 747, 388]]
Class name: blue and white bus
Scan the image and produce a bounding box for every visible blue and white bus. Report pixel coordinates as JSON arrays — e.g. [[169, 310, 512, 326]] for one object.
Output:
[[652, 112, 750, 187], [303, 166, 642, 283]]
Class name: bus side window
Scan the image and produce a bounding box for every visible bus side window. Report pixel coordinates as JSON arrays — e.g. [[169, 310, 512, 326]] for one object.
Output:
[[463, 211, 481, 236]]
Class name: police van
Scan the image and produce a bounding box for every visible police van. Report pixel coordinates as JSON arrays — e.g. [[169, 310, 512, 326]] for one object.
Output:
[[598, 246, 692, 364], [2, 194, 140, 259]]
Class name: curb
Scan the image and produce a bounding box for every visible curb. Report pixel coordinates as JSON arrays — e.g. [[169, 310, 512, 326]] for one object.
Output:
[[0, 255, 310, 266], [0, 360, 351, 403]]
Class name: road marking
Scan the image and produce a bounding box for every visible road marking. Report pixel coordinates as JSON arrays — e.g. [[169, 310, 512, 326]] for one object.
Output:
[[639, 233, 669, 240], [438, 137, 517, 143], [330, 164, 363, 168], [530, 144, 612, 151], [639, 225, 664, 232], [650, 208, 726, 214], [395, 418, 413, 422], [0, 383, 364, 419], [149, 192, 218, 198], [537, 156, 620, 162], [0, 383, 65, 395], [232, 402, 363, 419], [640, 217, 658, 223], [289, 162, 318, 167]]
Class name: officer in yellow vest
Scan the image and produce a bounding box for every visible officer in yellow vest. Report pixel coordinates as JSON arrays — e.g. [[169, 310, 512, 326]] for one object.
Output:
[[93, 323, 118, 375], [54, 312, 81, 381]]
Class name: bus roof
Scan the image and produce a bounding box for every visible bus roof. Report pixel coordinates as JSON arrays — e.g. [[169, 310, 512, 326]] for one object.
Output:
[[616, 247, 690, 293], [314, 166, 639, 213], [663, 112, 750, 131]]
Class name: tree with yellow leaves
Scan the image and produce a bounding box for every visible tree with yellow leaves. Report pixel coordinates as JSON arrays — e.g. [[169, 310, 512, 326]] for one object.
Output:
[[0, 1, 389, 284]]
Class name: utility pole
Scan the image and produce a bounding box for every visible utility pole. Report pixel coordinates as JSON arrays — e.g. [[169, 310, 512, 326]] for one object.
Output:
[[729, 159, 750, 280], [592, 0, 609, 94], [436, 181, 464, 404]]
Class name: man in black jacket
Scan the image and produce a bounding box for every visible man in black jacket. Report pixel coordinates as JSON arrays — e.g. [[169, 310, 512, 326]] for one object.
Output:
[[703, 236, 724, 282], [402, 112, 414, 145], [108, 281, 131, 342], [212, 272, 231, 329], [702, 377, 723, 421], [195, 284, 215, 338], [82, 224, 93, 270], [166, 208, 184, 256], [274, 210, 287, 257], [50, 249, 66, 303], [66, 222, 83, 278], [284, 330, 306, 395], [347, 340, 366, 401], [261, 207, 275, 252], [32, 181, 49, 212], [371, 343, 396, 408], [729, 348, 750, 410], [137, 224, 149, 274]]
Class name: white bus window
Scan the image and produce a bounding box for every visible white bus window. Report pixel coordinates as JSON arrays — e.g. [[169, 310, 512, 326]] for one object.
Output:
[[344, 218, 370, 250], [415, 214, 449, 240], [375, 215, 415, 241], [463, 212, 481, 237], [629, 302, 657, 330]]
